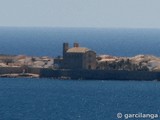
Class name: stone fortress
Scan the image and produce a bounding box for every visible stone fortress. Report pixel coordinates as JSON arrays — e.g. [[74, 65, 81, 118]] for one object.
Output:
[[54, 42, 160, 72], [1, 42, 160, 80], [55, 43, 96, 70], [41, 42, 160, 80]]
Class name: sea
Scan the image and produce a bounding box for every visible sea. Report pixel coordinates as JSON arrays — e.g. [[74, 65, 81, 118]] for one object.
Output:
[[0, 27, 160, 120]]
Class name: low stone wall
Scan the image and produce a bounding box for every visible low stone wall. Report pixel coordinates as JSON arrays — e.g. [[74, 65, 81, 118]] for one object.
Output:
[[40, 69, 160, 80], [0, 67, 23, 74], [0, 67, 41, 75], [1, 67, 160, 80], [28, 67, 42, 74]]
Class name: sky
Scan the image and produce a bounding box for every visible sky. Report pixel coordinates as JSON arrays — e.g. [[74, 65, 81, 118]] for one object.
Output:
[[0, 0, 160, 28]]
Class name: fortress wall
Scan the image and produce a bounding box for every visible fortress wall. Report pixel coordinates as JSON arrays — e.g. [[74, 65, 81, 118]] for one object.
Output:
[[39, 69, 60, 78], [82, 70, 160, 80], [0, 67, 41, 74], [28, 67, 42, 74], [0, 67, 23, 74], [40, 69, 160, 80], [1, 67, 159, 80]]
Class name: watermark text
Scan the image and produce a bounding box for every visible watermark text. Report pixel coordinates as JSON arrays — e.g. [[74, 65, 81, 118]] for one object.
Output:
[[117, 112, 159, 119]]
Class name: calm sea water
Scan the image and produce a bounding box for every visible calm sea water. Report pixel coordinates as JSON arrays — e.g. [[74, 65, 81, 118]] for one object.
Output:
[[0, 78, 160, 120], [1, 27, 160, 120], [0, 27, 160, 57]]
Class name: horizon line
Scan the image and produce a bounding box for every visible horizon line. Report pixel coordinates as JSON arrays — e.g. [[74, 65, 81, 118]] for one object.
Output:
[[0, 26, 160, 30]]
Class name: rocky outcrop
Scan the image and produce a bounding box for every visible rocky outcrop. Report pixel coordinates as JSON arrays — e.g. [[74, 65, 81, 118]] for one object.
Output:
[[97, 54, 160, 71], [0, 55, 54, 68], [1, 54, 160, 72]]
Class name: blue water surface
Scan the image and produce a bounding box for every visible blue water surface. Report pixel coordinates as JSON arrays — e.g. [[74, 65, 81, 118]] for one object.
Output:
[[0, 27, 160, 57], [0, 27, 160, 120], [0, 78, 160, 120]]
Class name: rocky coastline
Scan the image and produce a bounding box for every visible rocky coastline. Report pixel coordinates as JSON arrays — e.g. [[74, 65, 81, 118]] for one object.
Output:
[[0, 54, 160, 79]]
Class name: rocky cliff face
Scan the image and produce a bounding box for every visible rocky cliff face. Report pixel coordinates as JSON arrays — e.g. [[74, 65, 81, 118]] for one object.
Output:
[[0, 55, 53, 68], [97, 54, 160, 71]]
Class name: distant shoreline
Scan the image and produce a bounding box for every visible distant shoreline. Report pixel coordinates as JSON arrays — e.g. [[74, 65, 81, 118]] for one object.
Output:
[[0, 73, 39, 78], [0, 53, 160, 80]]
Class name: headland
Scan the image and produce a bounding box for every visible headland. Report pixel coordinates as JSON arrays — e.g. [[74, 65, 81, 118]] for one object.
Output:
[[1, 43, 160, 80]]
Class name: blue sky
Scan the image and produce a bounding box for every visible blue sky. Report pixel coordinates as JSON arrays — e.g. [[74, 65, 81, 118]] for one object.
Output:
[[0, 0, 160, 28]]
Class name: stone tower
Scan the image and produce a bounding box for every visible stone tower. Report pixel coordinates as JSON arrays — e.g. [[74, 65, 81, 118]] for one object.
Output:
[[63, 43, 69, 57]]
